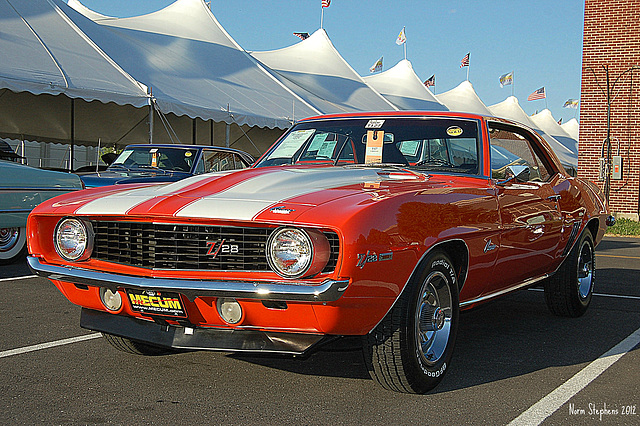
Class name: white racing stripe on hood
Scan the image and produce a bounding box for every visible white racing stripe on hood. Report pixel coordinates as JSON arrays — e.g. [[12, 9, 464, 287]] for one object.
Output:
[[176, 168, 383, 220], [74, 173, 226, 215]]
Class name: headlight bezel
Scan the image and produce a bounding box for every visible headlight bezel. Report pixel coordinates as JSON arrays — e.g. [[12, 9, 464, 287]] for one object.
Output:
[[54, 217, 94, 262], [266, 227, 331, 279]]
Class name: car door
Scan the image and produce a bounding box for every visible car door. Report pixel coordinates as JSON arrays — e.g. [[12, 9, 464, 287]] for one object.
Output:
[[488, 122, 564, 291]]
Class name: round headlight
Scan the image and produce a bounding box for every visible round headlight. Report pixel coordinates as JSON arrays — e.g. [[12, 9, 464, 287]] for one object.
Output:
[[267, 227, 330, 279], [55, 218, 92, 261]]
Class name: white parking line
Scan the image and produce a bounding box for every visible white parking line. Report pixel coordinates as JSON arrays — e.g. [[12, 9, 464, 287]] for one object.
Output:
[[508, 326, 640, 425], [0, 275, 37, 282], [0, 333, 102, 359]]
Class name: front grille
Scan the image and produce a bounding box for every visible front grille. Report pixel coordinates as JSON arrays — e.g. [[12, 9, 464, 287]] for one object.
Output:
[[91, 221, 339, 273]]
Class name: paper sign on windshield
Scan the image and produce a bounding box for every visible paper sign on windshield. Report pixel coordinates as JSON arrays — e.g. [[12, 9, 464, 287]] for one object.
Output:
[[365, 130, 384, 164]]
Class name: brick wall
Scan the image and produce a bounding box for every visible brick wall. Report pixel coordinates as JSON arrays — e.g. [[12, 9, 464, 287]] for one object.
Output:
[[580, 0, 640, 219]]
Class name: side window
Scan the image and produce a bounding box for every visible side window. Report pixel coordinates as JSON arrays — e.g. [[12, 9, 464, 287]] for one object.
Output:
[[489, 125, 552, 182], [201, 150, 237, 173], [232, 154, 248, 169]]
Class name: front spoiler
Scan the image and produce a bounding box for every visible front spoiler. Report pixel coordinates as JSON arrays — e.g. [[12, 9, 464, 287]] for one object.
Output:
[[81, 308, 327, 355], [27, 256, 349, 302]]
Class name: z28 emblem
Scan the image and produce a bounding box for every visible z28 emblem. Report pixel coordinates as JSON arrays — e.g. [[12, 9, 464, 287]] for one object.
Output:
[[206, 240, 239, 258], [356, 250, 393, 269]]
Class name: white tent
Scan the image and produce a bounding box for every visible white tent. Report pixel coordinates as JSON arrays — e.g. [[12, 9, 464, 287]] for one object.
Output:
[[488, 96, 578, 170], [362, 59, 447, 111], [560, 118, 579, 141], [436, 81, 492, 115], [0, 0, 148, 106], [0, 0, 155, 156], [251, 29, 398, 114], [68, 0, 319, 129], [530, 109, 578, 155]]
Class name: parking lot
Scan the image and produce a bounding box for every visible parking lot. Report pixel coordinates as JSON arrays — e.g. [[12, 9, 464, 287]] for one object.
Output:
[[1, 236, 638, 425]]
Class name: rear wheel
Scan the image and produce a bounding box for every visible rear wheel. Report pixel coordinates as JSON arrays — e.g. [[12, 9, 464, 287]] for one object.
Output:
[[0, 227, 27, 265], [363, 251, 459, 393], [102, 333, 176, 356], [544, 230, 595, 317]]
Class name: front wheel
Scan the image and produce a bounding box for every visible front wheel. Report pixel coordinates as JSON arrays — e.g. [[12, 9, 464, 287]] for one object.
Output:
[[102, 333, 177, 356], [0, 227, 27, 265], [544, 230, 595, 317], [363, 251, 459, 393]]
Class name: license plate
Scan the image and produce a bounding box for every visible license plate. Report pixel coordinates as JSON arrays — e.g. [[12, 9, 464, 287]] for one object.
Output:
[[126, 289, 187, 318]]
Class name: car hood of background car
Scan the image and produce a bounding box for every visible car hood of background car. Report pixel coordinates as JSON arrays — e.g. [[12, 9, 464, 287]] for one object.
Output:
[[79, 170, 191, 188], [0, 160, 83, 190], [38, 166, 470, 222]]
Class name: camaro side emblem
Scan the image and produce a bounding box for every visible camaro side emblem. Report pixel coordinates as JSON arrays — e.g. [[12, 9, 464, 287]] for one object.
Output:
[[270, 206, 296, 215], [484, 239, 498, 253], [206, 240, 239, 257], [357, 250, 393, 269]]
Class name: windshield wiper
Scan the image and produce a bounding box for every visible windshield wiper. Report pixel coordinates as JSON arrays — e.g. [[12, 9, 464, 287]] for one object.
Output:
[[136, 165, 170, 174]]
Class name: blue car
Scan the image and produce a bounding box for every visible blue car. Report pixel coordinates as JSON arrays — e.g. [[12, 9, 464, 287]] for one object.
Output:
[[79, 144, 254, 188]]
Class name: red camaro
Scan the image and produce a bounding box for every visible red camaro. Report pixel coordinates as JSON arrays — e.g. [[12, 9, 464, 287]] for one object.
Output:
[[27, 112, 612, 393]]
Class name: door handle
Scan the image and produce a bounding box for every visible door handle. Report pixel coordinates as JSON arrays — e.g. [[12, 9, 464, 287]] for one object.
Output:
[[547, 195, 561, 202]]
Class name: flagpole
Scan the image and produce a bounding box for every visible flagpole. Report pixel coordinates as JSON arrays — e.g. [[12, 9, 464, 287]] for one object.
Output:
[[466, 64, 469, 81], [512, 70, 515, 97], [404, 42, 407, 60], [321, 7, 324, 29]]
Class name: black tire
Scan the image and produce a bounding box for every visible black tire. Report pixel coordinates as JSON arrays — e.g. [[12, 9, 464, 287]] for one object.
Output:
[[0, 227, 28, 265], [544, 230, 595, 317], [363, 251, 459, 394], [102, 333, 176, 356]]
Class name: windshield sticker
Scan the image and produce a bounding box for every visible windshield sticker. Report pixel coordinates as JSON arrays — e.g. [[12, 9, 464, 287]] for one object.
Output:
[[365, 130, 384, 164], [446, 126, 463, 137], [270, 129, 315, 158], [317, 140, 338, 158], [307, 133, 329, 152], [365, 119, 385, 129], [399, 140, 420, 156], [113, 149, 133, 164], [185, 151, 192, 157]]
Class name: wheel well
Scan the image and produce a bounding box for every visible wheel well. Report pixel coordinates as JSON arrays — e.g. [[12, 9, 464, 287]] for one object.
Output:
[[586, 218, 599, 240], [424, 240, 469, 294]]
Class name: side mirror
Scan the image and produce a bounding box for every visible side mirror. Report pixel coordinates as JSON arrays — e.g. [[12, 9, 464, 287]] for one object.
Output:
[[498, 165, 530, 186]]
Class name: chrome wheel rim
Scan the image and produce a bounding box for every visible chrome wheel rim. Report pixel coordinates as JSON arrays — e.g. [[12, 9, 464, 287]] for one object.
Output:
[[0, 227, 20, 252], [415, 271, 453, 366], [577, 240, 594, 299]]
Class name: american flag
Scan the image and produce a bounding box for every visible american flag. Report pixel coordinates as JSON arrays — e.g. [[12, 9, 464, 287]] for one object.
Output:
[[424, 74, 435, 87], [322, 0, 331, 7], [293, 32, 310, 40], [460, 52, 470, 68], [527, 87, 546, 101]]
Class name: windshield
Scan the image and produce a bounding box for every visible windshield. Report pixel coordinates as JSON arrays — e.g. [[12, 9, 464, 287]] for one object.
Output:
[[109, 147, 198, 172], [254, 117, 480, 175]]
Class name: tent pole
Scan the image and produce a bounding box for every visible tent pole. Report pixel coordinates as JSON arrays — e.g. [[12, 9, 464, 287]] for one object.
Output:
[[226, 123, 230, 148], [210, 120, 214, 146], [192, 119, 197, 145], [70, 98, 75, 171], [148, 102, 154, 144]]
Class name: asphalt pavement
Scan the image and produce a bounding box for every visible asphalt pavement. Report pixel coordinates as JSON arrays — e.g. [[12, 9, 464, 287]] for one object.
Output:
[[1, 236, 638, 425]]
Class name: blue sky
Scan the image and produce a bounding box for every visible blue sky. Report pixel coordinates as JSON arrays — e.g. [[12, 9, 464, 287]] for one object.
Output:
[[78, 0, 584, 124]]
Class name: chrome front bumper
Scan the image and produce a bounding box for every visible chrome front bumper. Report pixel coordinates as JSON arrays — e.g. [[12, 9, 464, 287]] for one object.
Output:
[[27, 256, 349, 302]]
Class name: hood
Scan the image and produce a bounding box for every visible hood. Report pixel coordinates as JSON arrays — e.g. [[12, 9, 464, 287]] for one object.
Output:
[[53, 166, 430, 221], [79, 170, 190, 188], [0, 160, 83, 190]]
